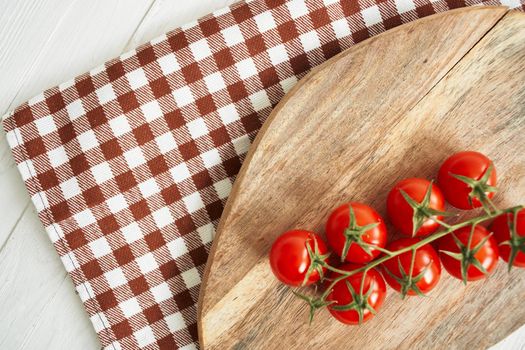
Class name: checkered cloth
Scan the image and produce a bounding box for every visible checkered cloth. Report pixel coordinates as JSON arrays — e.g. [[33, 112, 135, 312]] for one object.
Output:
[[2, 0, 523, 349]]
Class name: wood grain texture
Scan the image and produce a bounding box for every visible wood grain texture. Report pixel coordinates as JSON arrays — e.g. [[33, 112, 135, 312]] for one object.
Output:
[[198, 7, 525, 350]]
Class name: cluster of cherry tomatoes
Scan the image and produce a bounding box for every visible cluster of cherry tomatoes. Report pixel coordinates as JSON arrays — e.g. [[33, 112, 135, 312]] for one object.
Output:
[[269, 151, 524, 325]]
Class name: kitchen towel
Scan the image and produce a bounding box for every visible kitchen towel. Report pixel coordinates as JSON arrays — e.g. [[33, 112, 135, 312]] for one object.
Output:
[[3, 0, 524, 349]]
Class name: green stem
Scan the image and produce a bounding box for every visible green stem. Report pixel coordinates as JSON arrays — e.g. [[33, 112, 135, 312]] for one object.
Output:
[[431, 217, 452, 229], [323, 264, 355, 276], [350, 206, 520, 275], [486, 196, 499, 212], [466, 222, 477, 250], [359, 266, 369, 296], [361, 243, 394, 256], [406, 248, 417, 289], [316, 205, 522, 303]]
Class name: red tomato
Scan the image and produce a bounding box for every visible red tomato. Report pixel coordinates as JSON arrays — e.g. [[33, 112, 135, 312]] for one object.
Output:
[[325, 203, 387, 263], [438, 225, 499, 281], [327, 264, 386, 325], [269, 230, 328, 286], [381, 238, 441, 297], [437, 151, 496, 209], [387, 178, 446, 236], [489, 209, 525, 268]]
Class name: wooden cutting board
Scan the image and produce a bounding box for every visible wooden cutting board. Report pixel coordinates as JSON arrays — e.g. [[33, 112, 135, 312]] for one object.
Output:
[[198, 7, 525, 350]]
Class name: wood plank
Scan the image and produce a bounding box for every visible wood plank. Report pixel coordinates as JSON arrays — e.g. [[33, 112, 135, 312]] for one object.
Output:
[[124, 0, 238, 51], [0, 0, 72, 252], [0, 0, 76, 112], [198, 7, 525, 349], [1, 0, 155, 113], [0, 138, 31, 246], [494, 326, 525, 349], [19, 276, 100, 350], [0, 205, 71, 348]]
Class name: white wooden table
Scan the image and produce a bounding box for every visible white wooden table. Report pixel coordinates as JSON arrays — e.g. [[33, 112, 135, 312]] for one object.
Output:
[[0, 1, 523, 349]]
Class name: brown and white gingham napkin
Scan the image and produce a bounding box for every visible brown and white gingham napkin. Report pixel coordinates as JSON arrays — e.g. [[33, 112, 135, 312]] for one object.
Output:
[[3, 0, 524, 349]]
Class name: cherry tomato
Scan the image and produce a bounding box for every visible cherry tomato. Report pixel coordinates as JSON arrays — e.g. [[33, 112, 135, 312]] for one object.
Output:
[[381, 238, 441, 296], [438, 225, 499, 281], [437, 151, 496, 209], [327, 264, 386, 325], [269, 230, 328, 286], [387, 178, 446, 236], [489, 209, 525, 268], [325, 202, 387, 263]]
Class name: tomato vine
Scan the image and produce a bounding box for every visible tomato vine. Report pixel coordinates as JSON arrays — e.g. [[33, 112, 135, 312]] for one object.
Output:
[[295, 204, 522, 323]]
